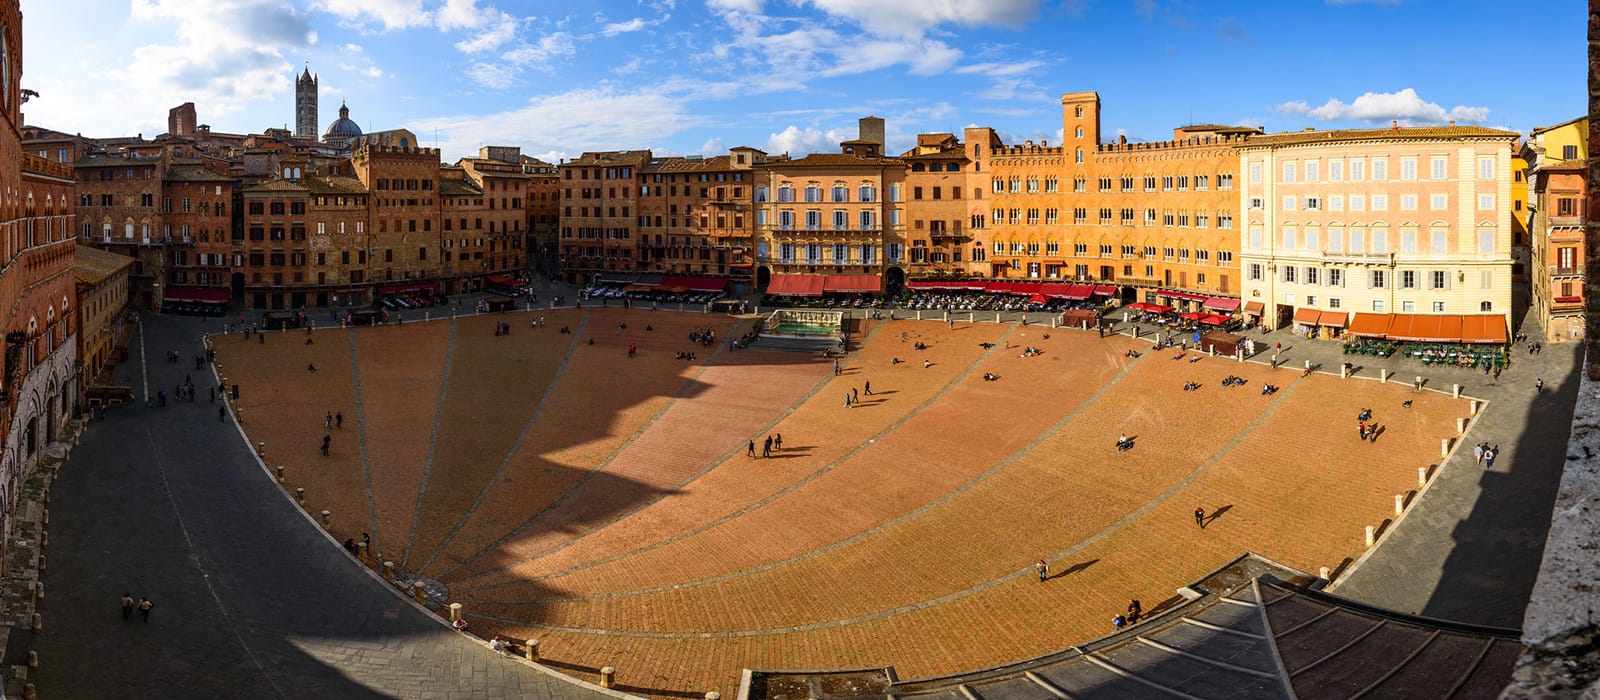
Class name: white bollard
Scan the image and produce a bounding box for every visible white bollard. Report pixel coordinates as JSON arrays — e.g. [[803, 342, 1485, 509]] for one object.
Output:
[[1441, 438, 1451, 457], [1380, 369, 1389, 383], [1364, 525, 1376, 547], [1395, 494, 1405, 515], [1418, 466, 1428, 486], [1319, 566, 1331, 580], [1456, 417, 1466, 435], [1452, 383, 1462, 398], [1304, 360, 1311, 371], [1470, 400, 1480, 416]]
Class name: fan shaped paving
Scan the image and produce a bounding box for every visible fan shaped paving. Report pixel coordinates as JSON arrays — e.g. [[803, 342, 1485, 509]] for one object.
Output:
[[216, 309, 1466, 697]]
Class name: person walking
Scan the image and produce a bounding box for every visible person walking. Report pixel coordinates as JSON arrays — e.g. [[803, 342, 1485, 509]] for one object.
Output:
[[1112, 614, 1127, 630], [218, 405, 226, 422], [833, 360, 840, 376], [762, 435, 773, 458], [1194, 507, 1206, 528], [1035, 560, 1049, 582], [121, 593, 135, 621], [1485, 446, 1497, 469], [325, 412, 333, 429], [321, 435, 332, 457], [748, 440, 756, 458], [852, 387, 859, 403], [864, 380, 872, 396], [1474, 443, 1485, 464], [335, 411, 343, 429], [774, 433, 783, 451], [138, 597, 154, 622], [1536, 377, 1544, 392], [844, 393, 852, 408]]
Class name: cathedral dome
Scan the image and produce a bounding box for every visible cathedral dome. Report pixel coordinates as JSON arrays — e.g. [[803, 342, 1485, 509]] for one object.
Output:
[[324, 101, 362, 139]]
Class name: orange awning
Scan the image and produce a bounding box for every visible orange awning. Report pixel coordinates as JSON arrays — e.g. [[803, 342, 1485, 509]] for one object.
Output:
[[1317, 310, 1348, 327], [1292, 307, 1321, 325], [1459, 315, 1508, 344], [1347, 313, 1392, 338], [1432, 314, 1463, 342], [1243, 301, 1265, 316]]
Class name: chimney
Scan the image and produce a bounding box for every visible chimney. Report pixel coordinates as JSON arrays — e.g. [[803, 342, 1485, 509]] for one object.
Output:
[[1391, 120, 1399, 130], [1448, 119, 1455, 126]]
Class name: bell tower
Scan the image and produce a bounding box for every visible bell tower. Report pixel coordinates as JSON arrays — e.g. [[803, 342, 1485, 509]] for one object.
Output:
[[295, 65, 318, 139]]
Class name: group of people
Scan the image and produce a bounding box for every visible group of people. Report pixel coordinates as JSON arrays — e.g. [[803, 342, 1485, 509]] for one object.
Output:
[[1111, 599, 1143, 629], [492, 322, 513, 336], [1356, 408, 1381, 442], [1473, 442, 1500, 469], [119, 593, 155, 622], [688, 328, 718, 346], [747, 432, 785, 458], [1115, 434, 1135, 452]]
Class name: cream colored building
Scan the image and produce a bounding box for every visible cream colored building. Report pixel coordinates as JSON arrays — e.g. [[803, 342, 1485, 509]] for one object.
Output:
[[1238, 124, 1517, 338], [74, 245, 136, 403]]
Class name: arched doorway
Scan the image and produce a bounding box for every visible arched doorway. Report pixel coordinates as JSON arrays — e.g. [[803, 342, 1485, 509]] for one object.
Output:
[[883, 267, 905, 298], [755, 266, 772, 292]]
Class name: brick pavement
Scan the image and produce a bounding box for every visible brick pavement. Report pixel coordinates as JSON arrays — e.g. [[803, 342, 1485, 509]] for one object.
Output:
[[33, 313, 621, 700], [50, 305, 1561, 700]]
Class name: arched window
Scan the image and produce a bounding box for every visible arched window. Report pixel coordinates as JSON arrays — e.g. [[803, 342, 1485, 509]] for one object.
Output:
[[1074, 149, 1083, 164]]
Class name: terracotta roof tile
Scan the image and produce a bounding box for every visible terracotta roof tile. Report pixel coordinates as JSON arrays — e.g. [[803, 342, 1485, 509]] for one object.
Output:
[[75, 245, 137, 285]]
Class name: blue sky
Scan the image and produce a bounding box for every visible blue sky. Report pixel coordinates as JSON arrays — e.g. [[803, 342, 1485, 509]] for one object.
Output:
[[18, 1, 1584, 164]]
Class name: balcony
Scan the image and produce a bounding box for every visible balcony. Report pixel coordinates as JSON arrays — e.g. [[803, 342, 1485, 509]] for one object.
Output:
[[1320, 251, 1394, 265], [1549, 265, 1585, 278]]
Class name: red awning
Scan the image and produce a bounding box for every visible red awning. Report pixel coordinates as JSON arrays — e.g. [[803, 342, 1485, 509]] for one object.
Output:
[[1460, 315, 1508, 344], [1292, 307, 1321, 326], [487, 274, 521, 287], [163, 286, 230, 304], [1347, 313, 1392, 338], [378, 282, 439, 295], [1199, 314, 1232, 325], [822, 275, 881, 294], [1180, 311, 1206, 321], [1317, 310, 1348, 327], [1161, 289, 1207, 302], [1028, 294, 1049, 304], [908, 280, 951, 290], [1063, 284, 1093, 300], [966, 281, 992, 291], [765, 274, 826, 297], [1202, 297, 1241, 312], [1038, 283, 1071, 298], [1243, 301, 1265, 316], [985, 281, 1015, 293], [1554, 295, 1584, 304], [1011, 282, 1044, 295], [661, 275, 727, 292], [1128, 302, 1174, 314]]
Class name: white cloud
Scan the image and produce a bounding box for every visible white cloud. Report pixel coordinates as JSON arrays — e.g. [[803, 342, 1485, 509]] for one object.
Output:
[[410, 87, 696, 162], [707, 0, 763, 12], [312, 0, 430, 30], [466, 32, 576, 88], [1274, 88, 1490, 126], [804, 0, 1039, 39], [361, 66, 385, 78], [342, 42, 364, 52], [699, 137, 726, 154], [602, 17, 649, 36], [765, 124, 854, 156], [434, 0, 489, 30], [454, 11, 519, 53]]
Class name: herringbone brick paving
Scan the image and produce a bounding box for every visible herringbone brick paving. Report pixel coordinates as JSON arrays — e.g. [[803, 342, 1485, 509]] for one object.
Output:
[[216, 312, 1470, 698]]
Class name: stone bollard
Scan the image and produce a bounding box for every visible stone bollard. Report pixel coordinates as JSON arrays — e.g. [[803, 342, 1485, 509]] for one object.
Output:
[[525, 639, 539, 660], [1440, 438, 1451, 458], [37, 554, 44, 572], [31, 613, 41, 631], [1395, 494, 1405, 515], [24, 683, 34, 700], [296, 487, 306, 503], [1456, 417, 1466, 435], [257, 441, 265, 456], [1270, 354, 1277, 369], [412, 583, 426, 605], [35, 582, 42, 601], [1414, 376, 1423, 392], [600, 667, 616, 689], [1319, 566, 1331, 580], [425, 312, 430, 322], [383, 561, 395, 581], [236, 408, 243, 423], [42, 509, 48, 526], [27, 650, 36, 668], [1418, 466, 1429, 487], [707, 693, 721, 700], [320, 510, 331, 529], [1380, 369, 1389, 383], [1340, 364, 1348, 379], [995, 312, 1001, 323], [1470, 400, 1480, 416], [449, 602, 463, 622], [1123, 312, 1129, 323], [1364, 525, 1376, 547], [276, 466, 285, 483], [1452, 383, 1462, 399], [1304, 360, 1311, 371], [40, 530, 46, 548]]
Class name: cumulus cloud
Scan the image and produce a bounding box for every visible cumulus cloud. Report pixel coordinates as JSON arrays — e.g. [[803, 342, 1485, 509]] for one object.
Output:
[[804, 0, 1039, 38], [765, 124, 854, 156], [699, 137, 726, 154], [467, 32, 576, 88], [312, 0, 430, 30], [1275, 88, 1490, 126], [602, 17, 649, 36], [454, 11, 520, 53], [410, 87, 697, 161]]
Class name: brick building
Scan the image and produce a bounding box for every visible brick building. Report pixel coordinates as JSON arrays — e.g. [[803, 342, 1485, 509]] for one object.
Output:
[[351, 144, 443, 298], [520, 154, 560, 277], [1527, 116, 1588, 342], [637, 148, 760, 281], [559, 150, 650, 284], [899, 129, 996, 278], [73, 246, 134, 401]]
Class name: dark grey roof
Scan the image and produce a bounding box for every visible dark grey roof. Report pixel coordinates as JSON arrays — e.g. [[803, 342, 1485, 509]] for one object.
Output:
[[743, 554, 1521, 700]]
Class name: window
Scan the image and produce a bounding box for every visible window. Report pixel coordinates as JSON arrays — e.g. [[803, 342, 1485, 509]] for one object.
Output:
[[1329, 298, 1341, 309], [1329, 269, 1343, 287], [804, 185, 821, 202], [1478, 227, 1494, 253], [1480, 301, 1493, 312], [1400, 194, 1418, 210], [1401, 158, 1417, 181], [1373, 300, 1386, 312], [1282, 161, 1296, 183], [1431, 270, 1449, 289], [1305, 160, 1319, 183], [858, 184, 875, 201], [1558, 197, 1577, 216], [1401, 270, 1417, 289], [859, 210, 875, 229], [1283, 196, 1297, 211], [1430, 157, 1447, 180], [1249, 263, 1262, 280], [1402, 300, 1416, 312], [1282, 226, 1297, 250], [1350, 159, 1364, 182], [1219, 173, 1234, 190], [1249, 197, 1263, 210], [831, 185, 847, 202], [1304, 197, 1320, 210], [1372, 159, 1387, 181], [1305, 227, 1320, 251], [1349, 195, 1365, 211], [1329, 195, 1344, 211], [1477, 194, 1494, 210], [1249, 226, 1263, 249], [1430, 227, 1448, 253], [1370, 270, 1387, 289], [1401, 229, 1417, 253], [1283, 266, 1297, 283], [777, 185, 793, 202], [889, 184, 901, 201], [1075, 148, 1083, 163], [1306, 267, 1319, 285], [1328, 160, 1343, 182], [1371, 194, 1388, 211], [1371, 228, 1388, 253], [833, 210, 848, 230], [778, 211, 793, 229], [1478, 157, 1495, 180], [1026, 177, 1039, 193], [1430, 194, 1447, 210]]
